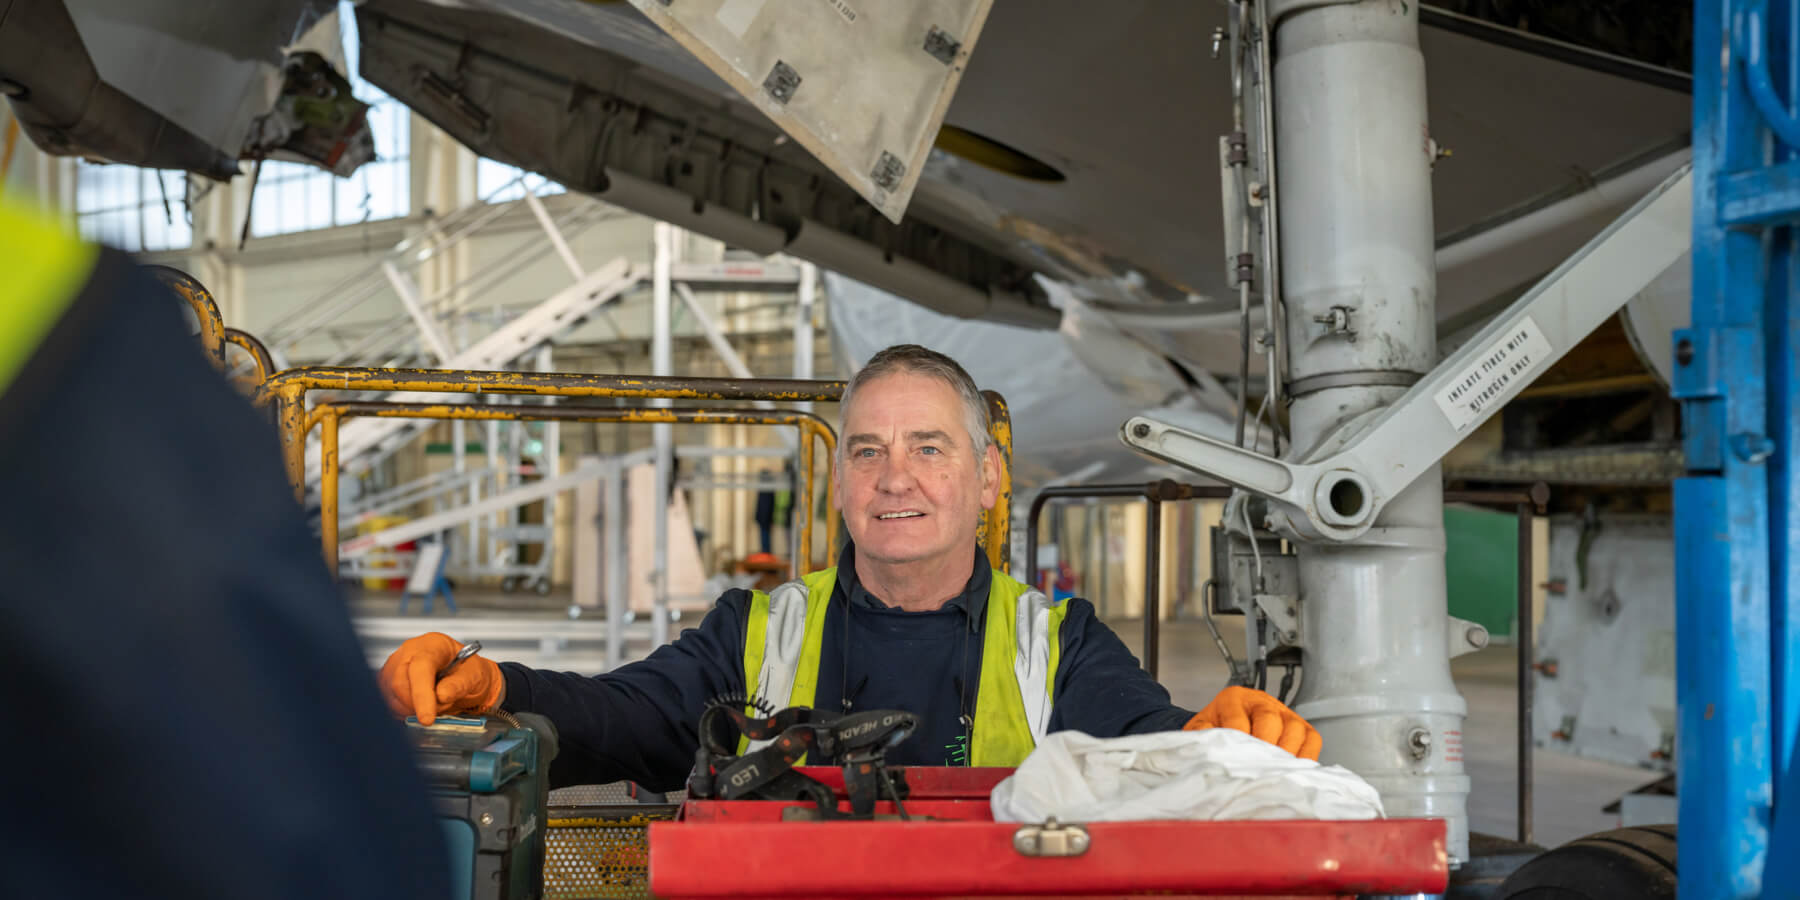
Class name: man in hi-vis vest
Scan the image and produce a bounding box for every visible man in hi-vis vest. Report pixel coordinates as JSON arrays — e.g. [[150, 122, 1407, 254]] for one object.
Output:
[[382, 345, 1320, 788]]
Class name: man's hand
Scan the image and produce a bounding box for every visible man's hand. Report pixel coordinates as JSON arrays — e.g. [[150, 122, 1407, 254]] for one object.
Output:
[[1185, 686, 1322, 760], [378, 633, 504, 726]]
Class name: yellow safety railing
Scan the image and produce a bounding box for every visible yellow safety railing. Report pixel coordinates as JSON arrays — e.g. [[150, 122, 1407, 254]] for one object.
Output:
[[257, 365, 1015, 574], [308, 401, 839, 576], [256, 367, 842, 492], [980, 390, 1013, 573], [223, 327, 276, 387], [147, 266, 278, 392], [147, 266, 226, 370]]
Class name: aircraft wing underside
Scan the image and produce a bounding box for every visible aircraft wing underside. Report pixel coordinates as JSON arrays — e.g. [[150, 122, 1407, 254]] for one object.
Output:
[[3, 0, 1693, 379], [351, 0, 1691, 370]]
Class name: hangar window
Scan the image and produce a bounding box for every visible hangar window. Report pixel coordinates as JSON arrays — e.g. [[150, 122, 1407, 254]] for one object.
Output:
[[476, 159, 566, 203], [248, 3, 410, 238], [248, 96, 411, 237], [75, 165, 193, 253]]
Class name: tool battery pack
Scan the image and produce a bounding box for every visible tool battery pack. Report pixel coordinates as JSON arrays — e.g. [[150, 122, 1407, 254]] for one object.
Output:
[[408, 713, 560, 900]]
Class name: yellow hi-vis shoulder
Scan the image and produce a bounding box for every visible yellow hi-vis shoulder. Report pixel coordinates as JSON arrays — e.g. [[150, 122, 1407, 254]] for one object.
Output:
[[0, 198, 97, 398], [740, 566, 1066, 766]]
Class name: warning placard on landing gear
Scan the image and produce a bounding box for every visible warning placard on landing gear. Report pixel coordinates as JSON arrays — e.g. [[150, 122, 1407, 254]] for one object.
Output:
[[1433, 316, 1553, 433]]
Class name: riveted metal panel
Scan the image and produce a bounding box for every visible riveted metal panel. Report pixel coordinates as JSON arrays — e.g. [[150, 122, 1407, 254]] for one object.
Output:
[[624, 0, 992, 223]]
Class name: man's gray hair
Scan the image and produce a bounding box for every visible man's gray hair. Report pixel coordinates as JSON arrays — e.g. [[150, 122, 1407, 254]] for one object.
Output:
[[838, 345, 993, 459]]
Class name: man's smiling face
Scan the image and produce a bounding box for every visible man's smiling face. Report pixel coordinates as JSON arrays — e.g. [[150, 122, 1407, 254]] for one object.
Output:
[[834, 371, 998, 570]]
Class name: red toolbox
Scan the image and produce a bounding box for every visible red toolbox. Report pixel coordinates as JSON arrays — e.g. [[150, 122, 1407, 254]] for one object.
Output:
[[648, 767, 1448, 898]]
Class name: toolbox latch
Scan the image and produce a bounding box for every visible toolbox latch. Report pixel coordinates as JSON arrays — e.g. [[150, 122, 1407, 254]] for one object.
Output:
[[1012, 818, 1091, 857]]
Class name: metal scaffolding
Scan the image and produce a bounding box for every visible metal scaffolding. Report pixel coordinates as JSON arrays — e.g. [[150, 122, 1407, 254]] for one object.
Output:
[[1681, 0, 1800, 894]]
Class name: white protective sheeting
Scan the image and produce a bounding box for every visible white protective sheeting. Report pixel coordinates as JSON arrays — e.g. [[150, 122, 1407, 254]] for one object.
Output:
[[1532, 516, 1676, 771], [990, 729, 1385, 824]]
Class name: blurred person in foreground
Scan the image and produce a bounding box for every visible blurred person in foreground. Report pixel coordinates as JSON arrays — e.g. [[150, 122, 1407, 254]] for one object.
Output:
[[0, 195, 448, 898]]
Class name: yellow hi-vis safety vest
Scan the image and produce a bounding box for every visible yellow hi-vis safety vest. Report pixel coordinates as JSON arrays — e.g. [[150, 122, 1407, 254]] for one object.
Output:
[[740, 566, 1068, 766], [0, 198, 97, 399]]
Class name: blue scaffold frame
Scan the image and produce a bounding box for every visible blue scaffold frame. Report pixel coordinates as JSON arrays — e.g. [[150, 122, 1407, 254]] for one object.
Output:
[[1683, 0, 1800, 895]]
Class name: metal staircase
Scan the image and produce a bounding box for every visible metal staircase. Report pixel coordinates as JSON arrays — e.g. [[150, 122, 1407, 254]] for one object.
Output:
[[247, 175, 641, 486]]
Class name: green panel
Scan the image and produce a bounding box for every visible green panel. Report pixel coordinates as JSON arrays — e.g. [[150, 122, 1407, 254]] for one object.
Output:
[[1443, 504, 1518, 640], [425, 442, 488, 454]]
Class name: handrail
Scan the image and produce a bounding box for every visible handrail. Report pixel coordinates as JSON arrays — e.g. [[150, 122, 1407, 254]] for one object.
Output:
[[1741, 0, 1800, 149], [222, 328, 276, 387], [1023, 478, 1550, 846], [256, 366, 848, 497], [341, 465, 497, 525], [980, 391, 1014, 573], [311, 401, 839, 578], [147, 265, 226, 370], [266, 366, 1017, 583], [1440, 483, 1551, 847], [1026, 481, 1230, 679]]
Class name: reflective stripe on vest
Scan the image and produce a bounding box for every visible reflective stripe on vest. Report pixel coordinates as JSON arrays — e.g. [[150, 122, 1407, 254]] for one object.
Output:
[[741, 566, 1067, 766], [0, 199, 96, 398]]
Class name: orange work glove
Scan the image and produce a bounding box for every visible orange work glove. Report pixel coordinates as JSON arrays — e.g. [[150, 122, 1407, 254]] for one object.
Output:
[[378, 632, 504, 726], [1184, 685, 1322, 760]]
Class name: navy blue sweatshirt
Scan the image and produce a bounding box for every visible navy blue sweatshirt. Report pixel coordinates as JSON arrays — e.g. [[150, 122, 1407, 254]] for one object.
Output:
[[0, 252, 449, 900], [501, 543, 1196, 790]]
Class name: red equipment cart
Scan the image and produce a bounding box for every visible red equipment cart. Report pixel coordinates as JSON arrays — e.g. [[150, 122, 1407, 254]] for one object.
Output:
[[648, 767, 1448, 898]]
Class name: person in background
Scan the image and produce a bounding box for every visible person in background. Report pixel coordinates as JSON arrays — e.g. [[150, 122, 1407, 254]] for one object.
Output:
[[736, 551, 788, 592]]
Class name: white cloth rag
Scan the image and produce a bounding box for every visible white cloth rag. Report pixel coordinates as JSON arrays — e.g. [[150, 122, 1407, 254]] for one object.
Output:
[[990, 728, 1386, 823]]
